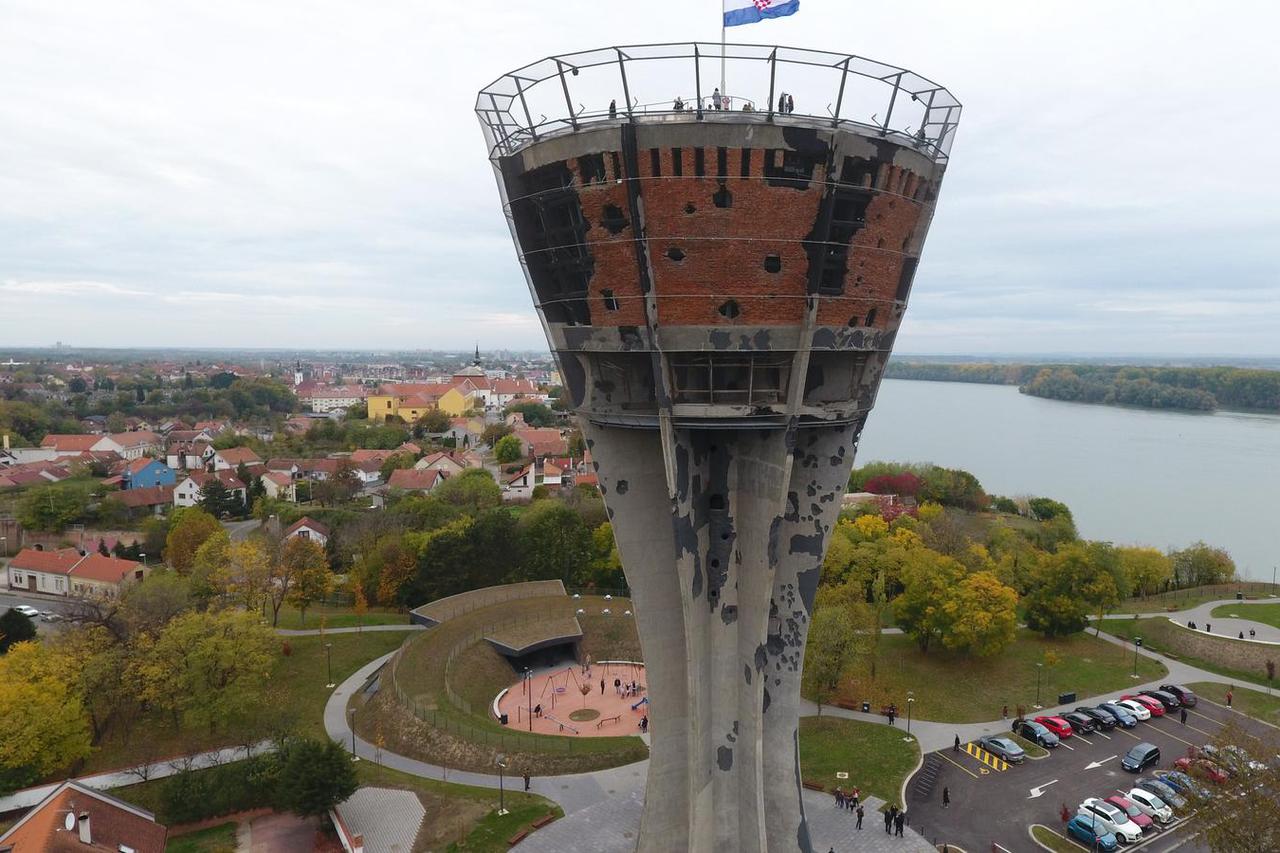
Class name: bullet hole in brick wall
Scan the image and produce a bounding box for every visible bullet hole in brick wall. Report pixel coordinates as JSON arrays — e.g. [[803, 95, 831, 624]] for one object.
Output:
[[601, 204, 628, 235], [718, 300, 740, 319], [709, 494, 726, 511], [713, 185, 733, 209], [764, 255, 782, 274], [685, 202, 697, 215], [855, 275, 864, 286], [603, 290, 620, 311], [667, 247, 686, 262]]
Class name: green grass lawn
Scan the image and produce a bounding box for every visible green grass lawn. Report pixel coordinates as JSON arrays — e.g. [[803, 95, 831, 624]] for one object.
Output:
[[1120, 583, 1277, 614], [831, 629, 1166, 723], [1209, 602, 1280, 629], [798, 716, 919, 808], [1031, 825, 1078, 853], [165, 822, 237, 852], [273, 602, 408, 630], [1098, 618, 1272, 690], [1185, 681, 1280, 725], [81, 631, 406, 773]]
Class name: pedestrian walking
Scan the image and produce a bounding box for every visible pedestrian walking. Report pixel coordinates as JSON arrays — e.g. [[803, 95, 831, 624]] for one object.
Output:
[[1240, 631, 1245, 639], [883, 806, 893, 834], [1206, 623, 1211, 633], [1227, 688, 1233, 707], [850, 786, 859, 808], [1180, 707, 1188, 724], [609, 99, 617, 118], [894, 810, 905, 837], [887, 705, 896, 726], [614, 677, 622, 696], [712, 88, 722, 110], [523, 773, 531, 791], [777, 92, 787, 113], [856, 805, 864, 830], [954, 734, 960, 752], [786, 93, 795, 114], [943, 786, 950, 808], [1002, 704, 1008, 720], [834, 788, 844, 808]]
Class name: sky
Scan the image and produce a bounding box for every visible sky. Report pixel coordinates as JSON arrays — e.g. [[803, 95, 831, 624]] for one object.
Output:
[[1, 1, 1277, 355]]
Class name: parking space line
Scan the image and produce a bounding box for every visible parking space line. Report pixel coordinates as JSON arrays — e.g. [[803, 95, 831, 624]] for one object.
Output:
[[936, 750, 983, 780], [1145, 723, 1198, 749], [1114, 727, 1143, 741], [1094, 731, 1112, 740], [1072, 735, 1094, 746]]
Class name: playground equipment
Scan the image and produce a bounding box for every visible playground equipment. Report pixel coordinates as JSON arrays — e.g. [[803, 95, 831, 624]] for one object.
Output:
[[631, 696, 649, 712]]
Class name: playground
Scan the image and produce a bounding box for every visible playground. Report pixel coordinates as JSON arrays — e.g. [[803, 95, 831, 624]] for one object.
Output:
[[496, 661, 649, 738]]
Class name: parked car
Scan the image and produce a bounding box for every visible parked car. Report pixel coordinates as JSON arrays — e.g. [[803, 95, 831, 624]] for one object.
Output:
[[1079, 798, 1144, 843], [1140, 689, 1182, 711], [1174, 757, 1229, 784], [1157, 770, 1212, 800], [1104, 795, 1155, 833], [1075, 706, 1119, 730], [1122, 742, 1161, 773], [39, 610, 61, 622], [1113, 699, 1152, 721], [1096, 703, 1138, 728], [1123, 694, 1167, 717], [1062, 711, 1098, 734], [1160, 684, 1198, 707], [1137, 776, 1187, 809], [12, 605, 39, 618], [1126, 787, 1174, 824], [977, 736, 1025, 764], [1033, 715, 1074, 738], [1066, 815, 1119, 852], [1013, 719, 1059, 748]]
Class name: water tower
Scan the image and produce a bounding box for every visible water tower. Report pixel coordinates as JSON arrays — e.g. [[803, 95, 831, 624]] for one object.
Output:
[[477, 44, 960, 852]]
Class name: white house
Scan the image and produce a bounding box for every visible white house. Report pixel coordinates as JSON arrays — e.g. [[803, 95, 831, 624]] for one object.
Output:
[[541, 459, 564, 487], [6, 548, 77, 595], [173, 470, 246, 508], [283, 516, 330, 548], [502, 464, 535, 501], [94, 431, 163, 460], [260, 471, 297, 502], [211, 446, 262, 471]]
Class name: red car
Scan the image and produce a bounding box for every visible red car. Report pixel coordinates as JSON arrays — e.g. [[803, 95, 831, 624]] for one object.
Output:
[[1123, 694, 1166, 717], [1033, 716, 1074, 738], [1104, 795, 1154, 833], [1174, 756, 1229, 783]]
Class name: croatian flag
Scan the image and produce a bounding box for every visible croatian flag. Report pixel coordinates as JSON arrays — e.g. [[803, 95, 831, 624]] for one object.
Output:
[[724, 0, 800, 27]]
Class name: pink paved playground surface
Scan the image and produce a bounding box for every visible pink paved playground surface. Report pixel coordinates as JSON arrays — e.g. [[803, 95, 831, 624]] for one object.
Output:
[[497, 662, 648, 737]]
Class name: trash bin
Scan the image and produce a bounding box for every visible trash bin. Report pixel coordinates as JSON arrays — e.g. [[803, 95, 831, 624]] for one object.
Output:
[[1237, 592, 1244, 600], [1057, 692, 1076, 705], [861, 702, 871, 713], [500, 713, 509, 726]]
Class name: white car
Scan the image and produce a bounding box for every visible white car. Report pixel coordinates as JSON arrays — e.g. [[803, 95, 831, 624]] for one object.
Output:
[[1126, 788, 1174, 824], [1079, 798, 1144, 843], [1113, 699, 1152, 721], [12, 605, 40, 618], [39, 611, 61, 622]]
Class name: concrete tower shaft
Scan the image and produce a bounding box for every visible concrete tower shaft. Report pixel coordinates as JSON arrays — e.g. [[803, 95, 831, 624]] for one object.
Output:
[[478, 43, 960, 852]]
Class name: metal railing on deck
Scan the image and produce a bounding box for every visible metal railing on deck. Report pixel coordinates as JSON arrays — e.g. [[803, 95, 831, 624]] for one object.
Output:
[[476, 42, 961, 163]]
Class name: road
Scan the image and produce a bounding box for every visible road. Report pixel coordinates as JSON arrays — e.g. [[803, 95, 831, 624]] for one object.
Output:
[[907, 696, 1273, 852], [223, 518, 263, 542]]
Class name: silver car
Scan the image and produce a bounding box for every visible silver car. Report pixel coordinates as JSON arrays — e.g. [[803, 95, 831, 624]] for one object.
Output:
[[978, 736, 1026, 764]]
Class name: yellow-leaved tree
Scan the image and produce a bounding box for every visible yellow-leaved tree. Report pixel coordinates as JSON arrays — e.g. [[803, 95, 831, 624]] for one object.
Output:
[[0, 641, 93, 793]]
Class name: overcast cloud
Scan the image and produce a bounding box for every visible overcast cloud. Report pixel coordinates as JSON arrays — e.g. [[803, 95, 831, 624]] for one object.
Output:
[[1, 1, 1276, 354]]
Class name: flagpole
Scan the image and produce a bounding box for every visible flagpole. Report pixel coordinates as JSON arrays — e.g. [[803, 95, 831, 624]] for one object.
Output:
[[720, 7, 727, 106]]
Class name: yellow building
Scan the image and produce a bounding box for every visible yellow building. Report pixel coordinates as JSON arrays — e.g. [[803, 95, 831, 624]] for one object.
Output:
[[367, 384, 480, 422]]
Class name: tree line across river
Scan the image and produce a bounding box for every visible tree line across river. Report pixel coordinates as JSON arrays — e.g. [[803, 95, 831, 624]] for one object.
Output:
[[882, 361, 1280, 413]]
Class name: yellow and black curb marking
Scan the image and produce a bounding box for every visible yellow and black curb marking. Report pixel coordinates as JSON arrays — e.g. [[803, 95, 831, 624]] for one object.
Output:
[[964, 741, 1010, 772]]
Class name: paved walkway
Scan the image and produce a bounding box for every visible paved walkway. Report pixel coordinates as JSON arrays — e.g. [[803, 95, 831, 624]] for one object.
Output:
[[1155, 597, 1280, 643], [0, 741, 274, 814], [275, 623, 422, 636]]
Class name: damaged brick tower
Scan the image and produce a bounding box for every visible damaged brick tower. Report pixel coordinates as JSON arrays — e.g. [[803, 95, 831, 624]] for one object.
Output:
[[477, 44, 960, 852]]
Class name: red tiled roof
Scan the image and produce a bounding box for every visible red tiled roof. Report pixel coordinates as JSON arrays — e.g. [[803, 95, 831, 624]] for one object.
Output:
[[261, 471, 293, 487], [108, 431, 161, 448], [184, 470, 245, 491], [388, 468, 445, 491], [9, 547, 83, 574], [0, 780, 166, 852], [350, 449, 393, 463], [215, 446, 261, 465], [113, 485, 175, 508], [40, 434, 99, 452], [70, 553, 142, 584], [284, 516, 330, 538]]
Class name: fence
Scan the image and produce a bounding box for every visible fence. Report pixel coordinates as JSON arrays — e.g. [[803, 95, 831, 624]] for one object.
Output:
[[476, 42, 962, 163]]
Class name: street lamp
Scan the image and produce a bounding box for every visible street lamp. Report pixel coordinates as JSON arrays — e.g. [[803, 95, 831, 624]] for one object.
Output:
[[1, 536, 7, 557], [1034, 662, 1044, 709], [139, 552, 146, 567], [496, 754, 509, 816], [906, 692, 915, 735], [1133, 637, 1143, 678], [348, 708, 360, 760], [325, 642, 334, 688], [524, 667, 533, 733]]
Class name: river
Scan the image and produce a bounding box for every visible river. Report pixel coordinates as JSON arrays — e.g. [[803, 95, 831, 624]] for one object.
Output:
[[857, 379, 1280, 579]]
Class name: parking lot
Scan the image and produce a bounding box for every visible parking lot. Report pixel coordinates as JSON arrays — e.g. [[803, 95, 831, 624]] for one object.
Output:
[[907, 696, 1273, 852]]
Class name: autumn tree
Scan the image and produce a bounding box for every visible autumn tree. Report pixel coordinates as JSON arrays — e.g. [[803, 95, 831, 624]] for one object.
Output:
[[1117, 546, 1173, 598], [432, 467, 501, 515], [517, 499, 592, 584], [165, 507, 222, 574], [272, 536, 328, 626], [190, 529, 232, 606], [494, 434, 524, 464], [0, 641, 93, 793], [226, 540, 272, 612], [941, 571, 1019, 656], [1171, 542, 1236, 588], [893, 551, 966, 652], [802, 606, 863, 714]]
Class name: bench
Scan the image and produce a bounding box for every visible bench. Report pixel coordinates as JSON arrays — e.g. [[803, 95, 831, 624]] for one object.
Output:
[[802, 781, 826, 792], [531, 814, 557, 829], [507, 829, 530, 846], [596, 714, 622, 729], [835, 700, 860, 712]]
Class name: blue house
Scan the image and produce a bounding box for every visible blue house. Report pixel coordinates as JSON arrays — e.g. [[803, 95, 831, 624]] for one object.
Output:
[[121, 457, 176, 490]]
